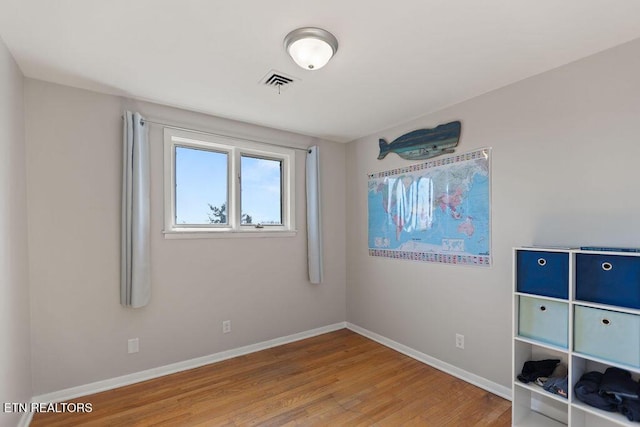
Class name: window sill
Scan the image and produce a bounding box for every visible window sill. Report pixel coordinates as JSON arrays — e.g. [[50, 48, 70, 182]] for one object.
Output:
[[163, 229, 298, 240]]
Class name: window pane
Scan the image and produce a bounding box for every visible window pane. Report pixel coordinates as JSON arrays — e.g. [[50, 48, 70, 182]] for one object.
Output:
[[175, 146, 228, 225], [241, 155, 282, 225]]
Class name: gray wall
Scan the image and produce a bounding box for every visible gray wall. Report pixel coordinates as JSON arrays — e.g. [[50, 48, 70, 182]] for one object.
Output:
[[0, 37, 32, 426], [346, 38, 640, 388], [25, 80, 347, 395]]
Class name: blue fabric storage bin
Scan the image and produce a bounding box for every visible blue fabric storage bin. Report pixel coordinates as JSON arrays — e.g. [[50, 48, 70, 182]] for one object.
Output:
[[574, 305, 640, 367], [518, 296, 568, 348], [576, 253, 640, 309], [516, 250, 569, 299]]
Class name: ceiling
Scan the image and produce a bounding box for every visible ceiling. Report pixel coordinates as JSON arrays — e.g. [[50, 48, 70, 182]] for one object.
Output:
[[1, 1, 640, 143]]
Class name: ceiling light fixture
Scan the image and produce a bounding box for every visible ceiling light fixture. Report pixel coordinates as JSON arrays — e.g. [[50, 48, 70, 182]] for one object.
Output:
[[284, 27, 338, 71]]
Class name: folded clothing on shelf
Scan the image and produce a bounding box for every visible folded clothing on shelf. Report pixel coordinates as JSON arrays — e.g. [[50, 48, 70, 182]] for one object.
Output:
[[620, 399, 640, 422], [517, 359, 560, 384], [575, 368, 640, 421], [600, 367, 640, 402], [533, 363, 568, 398], [544, 375, 568, 398], [574, 371, 619, 412]]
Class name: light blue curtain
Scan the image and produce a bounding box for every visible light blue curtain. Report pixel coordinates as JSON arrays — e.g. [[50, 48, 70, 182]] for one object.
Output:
[[306, 146, 323, 284], [121, 111, 151, 307]]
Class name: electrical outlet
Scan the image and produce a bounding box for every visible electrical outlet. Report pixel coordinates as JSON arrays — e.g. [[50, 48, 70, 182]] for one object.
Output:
[[455, 333, 464, 349], [128, 338, 139, 354], [222, 320, 231, 334]]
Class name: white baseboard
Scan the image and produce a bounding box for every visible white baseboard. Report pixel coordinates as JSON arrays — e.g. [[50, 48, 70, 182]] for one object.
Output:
[[17, 411, 33, 427], [29, 319, 510, 417], [32, 322, 347, 405], [346, 322, 512, 401]]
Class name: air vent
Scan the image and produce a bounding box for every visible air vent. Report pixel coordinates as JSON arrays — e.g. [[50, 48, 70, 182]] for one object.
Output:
[[260, 70, 299, 93]]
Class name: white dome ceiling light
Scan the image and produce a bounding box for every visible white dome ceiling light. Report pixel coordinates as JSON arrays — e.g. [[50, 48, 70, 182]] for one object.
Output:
[[284, 27, 338, 71]]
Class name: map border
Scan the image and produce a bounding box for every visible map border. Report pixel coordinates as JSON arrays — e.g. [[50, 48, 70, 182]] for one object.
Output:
[[367, 147, 492, 267]]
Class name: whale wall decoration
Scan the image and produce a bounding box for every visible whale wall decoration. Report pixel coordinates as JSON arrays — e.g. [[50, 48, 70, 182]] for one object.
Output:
[[378, 121, 461, 161]]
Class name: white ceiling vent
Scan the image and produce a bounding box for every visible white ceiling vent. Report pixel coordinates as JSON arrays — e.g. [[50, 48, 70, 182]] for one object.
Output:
[[260, 70, 298, 93]]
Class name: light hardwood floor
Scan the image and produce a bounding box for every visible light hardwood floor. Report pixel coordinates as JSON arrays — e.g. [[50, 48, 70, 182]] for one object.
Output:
[[31, 329, 511, 426]]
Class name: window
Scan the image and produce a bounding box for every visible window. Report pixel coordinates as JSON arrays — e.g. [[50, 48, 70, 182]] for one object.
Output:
[[164, 128, 295, 238], [175, 146, 228, 226], [240, 155, 282, 225]]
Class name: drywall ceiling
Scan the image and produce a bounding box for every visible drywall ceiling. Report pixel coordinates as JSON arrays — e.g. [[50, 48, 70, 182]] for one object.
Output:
[[1, 1, 640, 142]]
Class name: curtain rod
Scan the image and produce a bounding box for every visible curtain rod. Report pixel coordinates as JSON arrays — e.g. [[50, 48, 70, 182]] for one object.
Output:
[[125, 115, 311, 153]]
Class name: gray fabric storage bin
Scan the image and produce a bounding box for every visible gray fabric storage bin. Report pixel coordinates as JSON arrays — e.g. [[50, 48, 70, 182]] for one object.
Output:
[[518, 295, 568, 348], [574, 305, 640, 367]]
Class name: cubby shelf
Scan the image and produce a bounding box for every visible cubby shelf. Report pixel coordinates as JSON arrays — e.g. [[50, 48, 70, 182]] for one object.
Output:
[[514, 381, 569, 404], [513, 247, 640, 426]]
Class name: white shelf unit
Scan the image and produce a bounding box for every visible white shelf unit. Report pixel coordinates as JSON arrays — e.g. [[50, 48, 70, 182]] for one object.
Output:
[[513, 247, 640, 427]]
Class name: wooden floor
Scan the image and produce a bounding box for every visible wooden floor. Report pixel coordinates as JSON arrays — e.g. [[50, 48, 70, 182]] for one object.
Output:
[[31, 329, 511, 426]]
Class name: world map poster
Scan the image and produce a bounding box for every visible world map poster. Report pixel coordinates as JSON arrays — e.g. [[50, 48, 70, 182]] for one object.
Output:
[[368, 148, 491, 266]]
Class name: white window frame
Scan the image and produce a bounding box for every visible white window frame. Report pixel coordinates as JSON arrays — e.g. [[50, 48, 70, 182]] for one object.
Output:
[[163, 128, 296, 239]]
